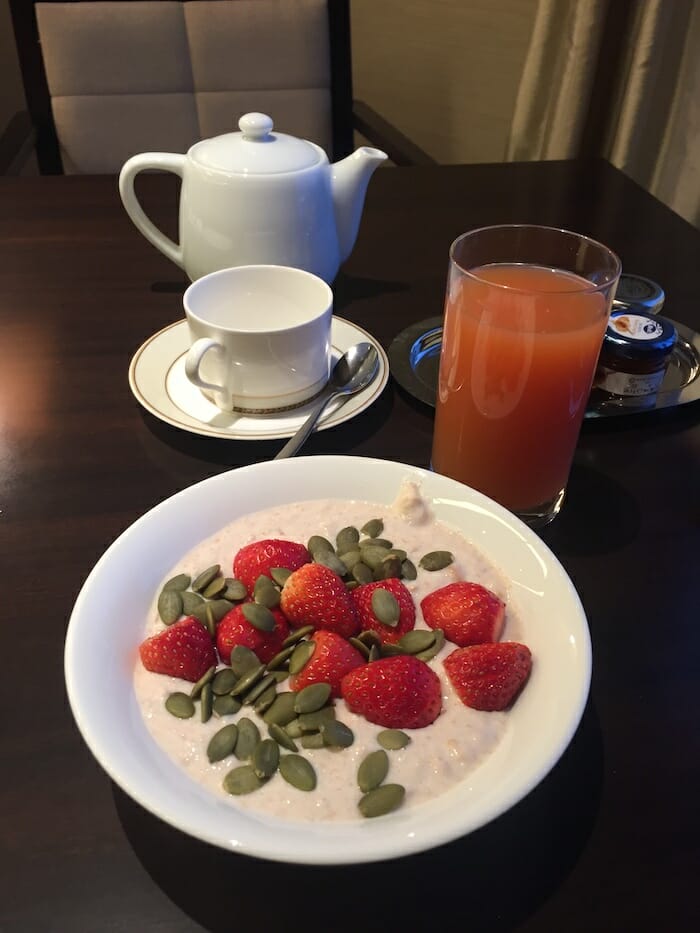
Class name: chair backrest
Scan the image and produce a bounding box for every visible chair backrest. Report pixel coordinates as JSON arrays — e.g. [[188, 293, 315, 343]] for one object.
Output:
[[10, 0, 354, 173]]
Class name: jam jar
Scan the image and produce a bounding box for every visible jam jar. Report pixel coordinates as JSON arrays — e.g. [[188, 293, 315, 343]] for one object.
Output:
[[612, 273, 666, 315]]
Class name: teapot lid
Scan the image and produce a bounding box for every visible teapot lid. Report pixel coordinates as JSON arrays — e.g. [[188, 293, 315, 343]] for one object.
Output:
[[190, 113, 323, 174]]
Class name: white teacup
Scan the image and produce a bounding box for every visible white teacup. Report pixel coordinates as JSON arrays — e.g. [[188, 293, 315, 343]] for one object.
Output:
[[183, 265, 333, 413]]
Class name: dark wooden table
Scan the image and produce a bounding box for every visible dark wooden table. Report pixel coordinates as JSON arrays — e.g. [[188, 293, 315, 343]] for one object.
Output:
[[2, 159, 698, 932]]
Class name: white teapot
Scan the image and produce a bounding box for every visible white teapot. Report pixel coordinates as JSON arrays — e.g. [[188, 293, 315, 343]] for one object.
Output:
[[118, 113, 387, 283]]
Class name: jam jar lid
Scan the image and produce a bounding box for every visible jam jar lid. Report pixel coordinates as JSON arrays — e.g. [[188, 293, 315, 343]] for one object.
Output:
[[602, 309, 677, 362], [612, 273, 665, 314]]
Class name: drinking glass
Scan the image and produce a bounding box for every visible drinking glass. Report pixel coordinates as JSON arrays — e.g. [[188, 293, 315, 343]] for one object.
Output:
[[431, 224, 621, 528]]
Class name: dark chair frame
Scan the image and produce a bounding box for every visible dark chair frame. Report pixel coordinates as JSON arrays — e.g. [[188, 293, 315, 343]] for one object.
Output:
[[2, 0, 435, 174]]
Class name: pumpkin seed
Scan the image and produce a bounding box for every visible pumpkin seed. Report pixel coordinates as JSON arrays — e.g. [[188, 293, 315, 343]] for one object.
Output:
[[357, 749, 389, 791], [349, 637, 371, 660], [223, 765, 263, 796], [163, 573, 191, 592], [223, 578, 248, 602], [307, 535, 334, 557], [377, 729, 411, 751], [281, 625, 314, 648], [401, 559, 417, 581], [157, 589, 182, 625], [242, 672, 278, 706], [336, 526, 360, 554], [360, 537, 393, 551], [368, 644, 381, 662], [190, 665, 216, 699], [357, 630, 382, 649], [200, 682, 213, 723], [381, 643, 407, 657], [206, 598, 234, 623], [207, 723, 239, 763], [165, 692, 195, 719], [300, 733, 325, 749], [230, 645, 260, 677], [358, 783, 405, 818], [268, 723, 298, 752], [192, 564, 221, 592], [241, 602, 276, 632], [415, 628, 445, 662], [294, 682, 331, 714], [385, 549, 408, 562], [203, 603, 216, 638], [321, 720, 354, 748], [371, 588, 400, 627], [262, 692, 298, 726], [340, 549, 362, 570], [253, 739, 280, 779], [265, 644, 296, 671], [202, 576, 226, 599], [398, 629, 436, 655], [314, 550, 348, 577], [419, 551, 454, 572], [288, 640, 316, 674], [374, 555, 402, 581], [182, 590, 205, 615], [270, 567, 292, 588], [234, 717, 261, 760], [270, 670, 289, 684], [297, 707, 336, 732], [254, 575, 281, 608], [230, 664, 265, 697], [213, 694, 242, 717], [212, 668, 238, 695], [279, 754, 317, 792], [284, 718, 304, 738], [360, 546, 390, 571], [351, 561, 374, 585], [361, 518, 384, 538], [253, 684, 278, 715], [346, 580, 359, 591]]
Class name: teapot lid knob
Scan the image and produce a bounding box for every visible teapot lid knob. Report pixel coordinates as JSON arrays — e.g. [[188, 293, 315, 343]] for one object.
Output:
[[239, 113, 274, 140]]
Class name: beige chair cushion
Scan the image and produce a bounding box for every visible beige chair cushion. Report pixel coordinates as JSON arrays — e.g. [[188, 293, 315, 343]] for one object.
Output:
[[36, 0, 333, 173]]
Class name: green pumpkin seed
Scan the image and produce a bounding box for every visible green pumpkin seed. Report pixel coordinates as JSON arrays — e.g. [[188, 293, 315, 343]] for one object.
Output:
[[314, 550, 348, 577], [284, 718, 304, 738], [374, 555, 402, 581], [213, 694, 242, 717], [190, 665, 216, 699], [398, 629, 436, 654], [281, 625, 314, 648], [360, 537, 393, 551], [182, 590, 205, 615], [294, 682, 332, 714], [212, 668, 238, 695], [210, 598, 235, 621], [207, 723, 239, 763], [192, 565, 221, 592], [158, 589, 182, 625], [361, 518, 384, 538], [165, 692, 195, 719], [200, 682, 213, 723], [352, 561, 374, 585], [360, 546, 390, 571], [253, 684, 278, 715], [371, 588, 400, 627], [289, 640, 316, 675], [381, 643, 407, 657], [415, 628, 445, 662], [419, 551, 454, 572], [203, 603, 216, 638], [265, 644, 296, 671], [230, 644, 260, 677], [253, 739, 280, 779], [268, 723, 298, 752], [401, 559, 417, 581], [340, 549, 362, 570], [230, 663, 265, 697], [300, 733, 325, 749], [163, 573, 191, 592], [377, 729, 411, 750], [242, 672, 278, 706], [349, 637, 371, 660], [223, 578, 248, 602], [202, 576, 226, 599], [234, 717, 261, 760], [223, 765, 263, 796], [357, 630, 382, 649], [307, 535, 334, 557], [385, 549, 408, 562], [297, 706, 336, 732], [346, 581, 359, 591], [270, 670, 289, 684], [358, 783, 405, 818], [262, 692, 298, 727], [241, 602, 276, 632], [336, 526, 360, 554], [279, 754, 317, 792], [357, 749, 389, 791], [254, 575, 281, 608], [321, 720, 354, 748], [368, 644, 381, 662], [270, 567, 292, 588]]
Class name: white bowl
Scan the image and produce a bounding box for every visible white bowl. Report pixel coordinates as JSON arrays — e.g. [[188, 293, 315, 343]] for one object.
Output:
[[65, 456, 591, 864]]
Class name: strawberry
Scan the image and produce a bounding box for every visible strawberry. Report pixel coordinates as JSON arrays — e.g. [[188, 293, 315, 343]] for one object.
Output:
[[233, 539, 311, 594], [420, 581, 505, 647], [280, 563, 360, 638], [216, 604, 290, 665], [139, 616, 216, 682], [289, 630, 365, 697], [443, 642, 532, 711], [341, 655, 442, 729], [351, 578, 416, 645]]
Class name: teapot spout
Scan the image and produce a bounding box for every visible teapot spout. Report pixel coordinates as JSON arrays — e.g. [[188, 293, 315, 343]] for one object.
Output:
[[331, 147, 387, 264]]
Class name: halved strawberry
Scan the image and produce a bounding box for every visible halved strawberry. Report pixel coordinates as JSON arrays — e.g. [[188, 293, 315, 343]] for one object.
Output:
[[443, 642, 532, 711], [341, 655, 442, 729], [233, 539, 311, 594], [351, 578, 416, 645], [280, 563, 359, 638], [139, 616, 216, 682], [421, 581, 505, 647], [216, 604, 290, 664], [289, 630, 365, 697]]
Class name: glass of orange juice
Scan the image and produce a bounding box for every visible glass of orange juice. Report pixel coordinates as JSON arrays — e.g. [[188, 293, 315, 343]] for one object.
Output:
[[431, 225, 621, 528]]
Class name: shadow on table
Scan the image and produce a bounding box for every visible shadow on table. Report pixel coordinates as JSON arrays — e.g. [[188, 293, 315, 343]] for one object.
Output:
[[113, 701, 603, 933]]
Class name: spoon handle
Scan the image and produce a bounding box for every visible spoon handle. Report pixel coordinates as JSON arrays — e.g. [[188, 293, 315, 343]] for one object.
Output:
[[274, 389, 336, 459]]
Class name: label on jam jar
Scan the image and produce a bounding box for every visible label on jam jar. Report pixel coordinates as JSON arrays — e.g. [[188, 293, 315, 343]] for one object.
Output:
[[608, 314, 665, 341], [596, 365, 665, 399]]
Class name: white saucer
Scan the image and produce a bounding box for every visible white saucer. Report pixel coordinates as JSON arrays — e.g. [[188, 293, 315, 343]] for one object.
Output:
[[128, 317, 389, 440]]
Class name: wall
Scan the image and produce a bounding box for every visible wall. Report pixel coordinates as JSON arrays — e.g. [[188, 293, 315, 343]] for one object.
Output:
[[0, 0, 26, 130]]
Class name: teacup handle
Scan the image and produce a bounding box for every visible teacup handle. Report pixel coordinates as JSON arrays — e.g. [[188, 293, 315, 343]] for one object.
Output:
[[118, 153, 186, 270], [185, 339, 227, 395]]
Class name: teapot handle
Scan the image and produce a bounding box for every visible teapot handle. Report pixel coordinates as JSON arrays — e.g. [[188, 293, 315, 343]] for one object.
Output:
[[118, 153, 186, 269]]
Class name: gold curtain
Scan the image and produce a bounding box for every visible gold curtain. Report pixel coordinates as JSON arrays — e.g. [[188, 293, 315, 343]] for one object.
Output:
[[506, 0, 700, 228]]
